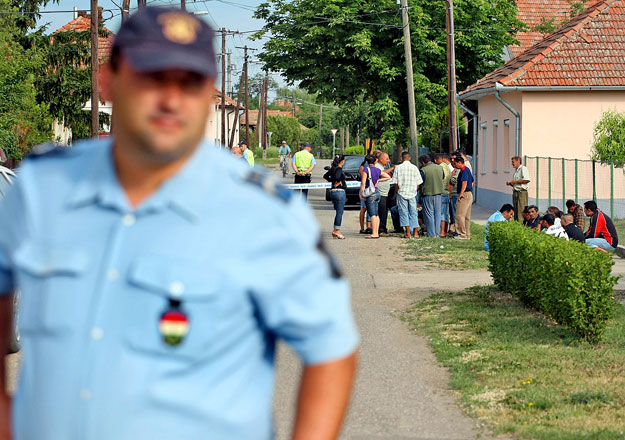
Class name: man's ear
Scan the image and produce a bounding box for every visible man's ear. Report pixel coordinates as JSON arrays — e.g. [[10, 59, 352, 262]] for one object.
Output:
[[99, 64, 114, 102]]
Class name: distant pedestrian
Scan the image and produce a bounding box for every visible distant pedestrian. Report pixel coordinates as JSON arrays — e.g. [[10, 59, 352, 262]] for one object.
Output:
[[524, 205, 541, 229], [360, 155, 390, 238], [291, 143, 316, 200], [566, 199, 586, 231], [420, 154, 444, 237], [232, 146, 243, 158], [328, 154, 347, 239], [506, 156, 530, 222], [484, 204, 514, 251], [376, 152, 395, 236], [435, 154, 452, 237], [448, 165, 459, 236], [394, 151, 422, 239], [240, 140, 254, 166], [452, 155, 474, 240]]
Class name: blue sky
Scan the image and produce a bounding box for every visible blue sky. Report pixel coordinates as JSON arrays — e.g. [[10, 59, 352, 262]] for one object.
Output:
[[39, 0, 285, 95]]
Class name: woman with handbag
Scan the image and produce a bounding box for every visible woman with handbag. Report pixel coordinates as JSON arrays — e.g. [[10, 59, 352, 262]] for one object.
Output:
[[360, 154, 390, 239], [328, 154, 348, 239]]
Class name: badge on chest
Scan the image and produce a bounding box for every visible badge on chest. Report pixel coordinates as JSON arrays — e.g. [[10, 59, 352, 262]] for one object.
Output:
[[159, 299, 189, 346]]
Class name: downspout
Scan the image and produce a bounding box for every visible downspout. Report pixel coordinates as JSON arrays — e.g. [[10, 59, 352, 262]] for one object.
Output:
[[459, 100, 478, 203], [226, 108, 235, 147], [495, 91, 520, 156]]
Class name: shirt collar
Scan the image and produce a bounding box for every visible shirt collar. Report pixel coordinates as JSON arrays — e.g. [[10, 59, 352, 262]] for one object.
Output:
[[68, 138, 212, 223]]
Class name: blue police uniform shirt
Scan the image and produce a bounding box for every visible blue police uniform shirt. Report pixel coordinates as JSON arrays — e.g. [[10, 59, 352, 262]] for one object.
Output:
[[484, 211, 507, 251], [0, 138, 359, 440]]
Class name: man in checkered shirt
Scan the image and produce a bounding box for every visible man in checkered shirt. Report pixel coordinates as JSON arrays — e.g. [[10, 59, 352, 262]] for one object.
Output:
[[393, 151, 423, 239]]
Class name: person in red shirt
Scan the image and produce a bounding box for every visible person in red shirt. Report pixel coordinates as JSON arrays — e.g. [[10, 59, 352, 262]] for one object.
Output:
[[584, 200, 618, 251]]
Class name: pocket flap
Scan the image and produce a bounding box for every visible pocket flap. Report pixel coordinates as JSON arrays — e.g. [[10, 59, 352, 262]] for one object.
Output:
[[129, 256, 217, 301], [14, 241, 88, 277]]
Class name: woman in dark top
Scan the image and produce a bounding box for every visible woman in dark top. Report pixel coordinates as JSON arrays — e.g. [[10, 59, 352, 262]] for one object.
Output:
[[329, 155, 347, 239]]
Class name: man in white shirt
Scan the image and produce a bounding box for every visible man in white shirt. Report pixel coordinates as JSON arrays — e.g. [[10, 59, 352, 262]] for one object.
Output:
[[393, 151, 423, 239], [507, 156, 531, 222]]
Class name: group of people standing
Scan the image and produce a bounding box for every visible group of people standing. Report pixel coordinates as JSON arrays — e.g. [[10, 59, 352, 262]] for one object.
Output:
[[325, 149, 475, 241]]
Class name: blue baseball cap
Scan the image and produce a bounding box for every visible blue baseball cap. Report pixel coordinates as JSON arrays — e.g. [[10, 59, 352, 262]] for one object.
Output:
[[112, 7, 217, 78]]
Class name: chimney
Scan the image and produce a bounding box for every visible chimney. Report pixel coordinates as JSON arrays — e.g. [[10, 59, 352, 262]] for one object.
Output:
[[98, 6, 103, 23], [73, 6, 78, 19], [78, 10, 87, 18]]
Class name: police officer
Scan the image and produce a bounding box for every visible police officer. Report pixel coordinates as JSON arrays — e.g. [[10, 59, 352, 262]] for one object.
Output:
[[239, 139, 254, 166], [291, 143, 316, 199], [0, 7, 358, 440]]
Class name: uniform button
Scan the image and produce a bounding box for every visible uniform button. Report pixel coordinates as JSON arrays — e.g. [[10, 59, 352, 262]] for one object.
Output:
[[122, 214, 136, 227], [90, 328, 104, 341], [79, 389, 92, 400], [107, 269, 119, 281], [169, 281, 184, 297]]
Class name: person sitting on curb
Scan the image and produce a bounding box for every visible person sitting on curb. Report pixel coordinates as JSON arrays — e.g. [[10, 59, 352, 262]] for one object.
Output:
[[561, 213, 585, 243], [566, 199, 586, 230], [584, 200, 619, 251], [541, 214, 568, 240], [525, 205, 541, 230], [484, 204, 514, 251]]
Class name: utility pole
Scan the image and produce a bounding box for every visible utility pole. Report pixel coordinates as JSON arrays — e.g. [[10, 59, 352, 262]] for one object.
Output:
[[235, 45, 256, 145], [400, 0, 419, 161], [446, 0, 459, 154], [317, 104, 323, 157], [181, 0, 185, 10], [292, 97, 297, 117], [221, 28, 226, 146], [90, 0, 99, 138], [263, 72, 269, 151], [226, 52, 232, 97], [137, 0, 146, 8], [229, 64, 245, 148], [122, 0, 130, 23]]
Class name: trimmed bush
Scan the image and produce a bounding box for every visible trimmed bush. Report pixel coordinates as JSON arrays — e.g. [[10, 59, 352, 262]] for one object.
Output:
[[487, 221, 618, 342], [344, 145, 365, 155], [264, 147, 279, 158]]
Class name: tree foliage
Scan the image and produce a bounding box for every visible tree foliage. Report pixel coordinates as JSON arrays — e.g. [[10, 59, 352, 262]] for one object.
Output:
[[591, 110, 625, 164], [254, 0, 524, 147]]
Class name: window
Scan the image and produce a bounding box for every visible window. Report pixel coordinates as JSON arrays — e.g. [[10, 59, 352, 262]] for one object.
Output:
[[492, 120, 499, 173], [504, 120, 511, 171], [480, 122, 488, 174]]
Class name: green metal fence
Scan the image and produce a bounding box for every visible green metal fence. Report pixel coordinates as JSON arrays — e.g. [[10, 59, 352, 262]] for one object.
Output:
[[524, 156, 625, 219]]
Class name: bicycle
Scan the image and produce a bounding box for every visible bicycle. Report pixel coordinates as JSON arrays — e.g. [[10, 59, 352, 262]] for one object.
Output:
[[280, 154, 290, 177]]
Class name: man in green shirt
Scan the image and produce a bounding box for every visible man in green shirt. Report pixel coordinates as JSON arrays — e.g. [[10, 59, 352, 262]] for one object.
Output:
[[419, 154, 444, 237], [435, 154, 452, 237]]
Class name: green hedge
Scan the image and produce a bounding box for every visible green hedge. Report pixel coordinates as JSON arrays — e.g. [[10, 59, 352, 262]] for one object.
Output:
[[344, 145, 365, 155], [487, 221, 618, 342]]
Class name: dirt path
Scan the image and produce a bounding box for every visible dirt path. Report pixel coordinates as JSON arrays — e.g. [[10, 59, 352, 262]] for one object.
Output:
[[272, 162, 497, 440]]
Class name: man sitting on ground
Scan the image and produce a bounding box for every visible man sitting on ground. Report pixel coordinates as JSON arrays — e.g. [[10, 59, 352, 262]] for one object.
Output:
[[566, 199, 586, 230], [546, 206, 563, 228], [525, 205, 540, 230], [521, 206, 531, 225], [541, 214, 568, 239], [561, 213, 585, 243], [484, 204, 514, 251], [584, 200, 619, 251]]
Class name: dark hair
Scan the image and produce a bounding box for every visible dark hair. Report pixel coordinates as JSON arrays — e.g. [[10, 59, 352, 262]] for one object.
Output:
[[433, 153, 442, 162], [365, 154, 376, 165], [522, 206, 530, 214], [331, 154, 345, 169], [584, 200, 598, 212], [401, 151, 411, 160], [566, 199, 576, 209], [500, 204, 514, 213], [541, 214, 555, 226], [527, 204, 538, 212], [110, 45, 122, 72], [418, 154, 431, 165], [547, 206, 562, 218], [453, 155, 465, 164]]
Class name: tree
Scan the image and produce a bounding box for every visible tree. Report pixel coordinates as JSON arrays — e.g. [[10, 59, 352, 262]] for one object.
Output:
[[234, 73, 279, 110], [591, 110, 625, 164], [254, 0, 524, 147], [0, 0, 53, 160]]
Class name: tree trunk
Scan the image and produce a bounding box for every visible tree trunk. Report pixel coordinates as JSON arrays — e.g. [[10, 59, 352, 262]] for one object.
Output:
[[340, 127, 345, 154], [346, 124, 350, 150], [356, 124, 360, 148]]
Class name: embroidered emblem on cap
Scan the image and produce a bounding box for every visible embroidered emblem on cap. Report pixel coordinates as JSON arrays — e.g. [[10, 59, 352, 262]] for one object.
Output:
[[158, 12, 200, 44]]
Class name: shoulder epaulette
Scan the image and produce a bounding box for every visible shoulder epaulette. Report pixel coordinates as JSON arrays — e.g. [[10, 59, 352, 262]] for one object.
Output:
[[243, 169, 293, 203], [27, 143, 71, 159]]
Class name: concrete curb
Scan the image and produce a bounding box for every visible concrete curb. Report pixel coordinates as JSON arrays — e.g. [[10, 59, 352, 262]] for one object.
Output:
[[616, 246, 625, 259]]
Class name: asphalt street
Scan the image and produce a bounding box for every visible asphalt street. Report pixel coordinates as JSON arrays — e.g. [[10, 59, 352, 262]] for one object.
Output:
[[272, 160, 494, 440]]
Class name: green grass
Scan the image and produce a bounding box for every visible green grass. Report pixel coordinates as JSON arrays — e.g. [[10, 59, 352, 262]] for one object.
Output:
[[256, 157, 280, 166], [402, 285, 625, 439], [613, 219, 625, 244], [403, 222, 489, 270]]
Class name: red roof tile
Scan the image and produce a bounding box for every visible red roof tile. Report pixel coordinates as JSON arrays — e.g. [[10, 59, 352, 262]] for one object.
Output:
[[512, 0, 602, 57], [214, 89, 242, 108], [463, 0, 625, 94], [53, 15, 114, 63]]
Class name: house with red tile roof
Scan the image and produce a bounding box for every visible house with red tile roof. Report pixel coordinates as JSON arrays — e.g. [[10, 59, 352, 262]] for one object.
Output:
[[460, 0, 625, 211]]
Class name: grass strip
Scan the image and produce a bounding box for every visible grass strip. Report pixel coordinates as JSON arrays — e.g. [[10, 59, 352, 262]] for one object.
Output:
[[403, 222, 489, 270], [402, 285, 625, 439]]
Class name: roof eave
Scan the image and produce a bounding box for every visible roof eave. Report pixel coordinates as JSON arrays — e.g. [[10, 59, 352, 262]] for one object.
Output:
[[460, 82, 625, 100]]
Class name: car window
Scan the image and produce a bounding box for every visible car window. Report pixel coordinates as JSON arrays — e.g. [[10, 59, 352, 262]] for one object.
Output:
[[0, 172, 12, 199], [344, 156, 365, 170]]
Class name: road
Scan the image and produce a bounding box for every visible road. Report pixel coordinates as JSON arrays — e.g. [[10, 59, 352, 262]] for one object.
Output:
[[272, 160, 493, 440]]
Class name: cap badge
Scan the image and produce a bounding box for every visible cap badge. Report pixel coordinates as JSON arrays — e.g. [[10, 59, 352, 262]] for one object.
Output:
[[158, 12, 200, 45]]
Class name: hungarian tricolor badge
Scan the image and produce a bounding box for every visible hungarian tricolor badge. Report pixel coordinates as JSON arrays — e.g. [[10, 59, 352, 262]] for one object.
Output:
[[159, 304, 189, 346]]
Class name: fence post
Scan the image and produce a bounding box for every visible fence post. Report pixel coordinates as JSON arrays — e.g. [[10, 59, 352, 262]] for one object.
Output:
[[592, 160, 597, 201], [536, 158, 540, 210], [548, 157, 552, 207], [611, 161, 614, 218], [562, 158, 566, 211], [575, 159, 578, 203]]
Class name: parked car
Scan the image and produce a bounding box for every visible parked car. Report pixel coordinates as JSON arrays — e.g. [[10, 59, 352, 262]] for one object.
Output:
[[0, 165, 20, 353], [324, 154, 365, 206]]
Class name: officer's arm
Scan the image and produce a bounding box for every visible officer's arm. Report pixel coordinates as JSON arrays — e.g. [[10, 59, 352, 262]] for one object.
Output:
[[292, 156, 299, 174], [291, 352, 357, 440], [0, 293, 13, 440]]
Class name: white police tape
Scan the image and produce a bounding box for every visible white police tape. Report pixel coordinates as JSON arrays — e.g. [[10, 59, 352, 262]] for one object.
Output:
[[285, 181, 362, 190]]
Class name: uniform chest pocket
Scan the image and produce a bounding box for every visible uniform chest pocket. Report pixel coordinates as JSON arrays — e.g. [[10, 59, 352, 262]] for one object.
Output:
[[126, 256, 222, 362], [13, 241, 88, 335]]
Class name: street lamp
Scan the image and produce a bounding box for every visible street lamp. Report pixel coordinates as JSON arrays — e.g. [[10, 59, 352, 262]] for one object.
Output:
[[331, 129, 338, 157]]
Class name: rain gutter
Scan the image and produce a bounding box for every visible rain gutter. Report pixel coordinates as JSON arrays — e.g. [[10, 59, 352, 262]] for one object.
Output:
[[495, 92, 520, 157]]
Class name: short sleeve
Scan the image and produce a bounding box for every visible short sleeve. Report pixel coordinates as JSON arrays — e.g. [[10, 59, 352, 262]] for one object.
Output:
[[0, 175, 25, 294], [247, 198, 359, 365], [311, 157, 317, 165]]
